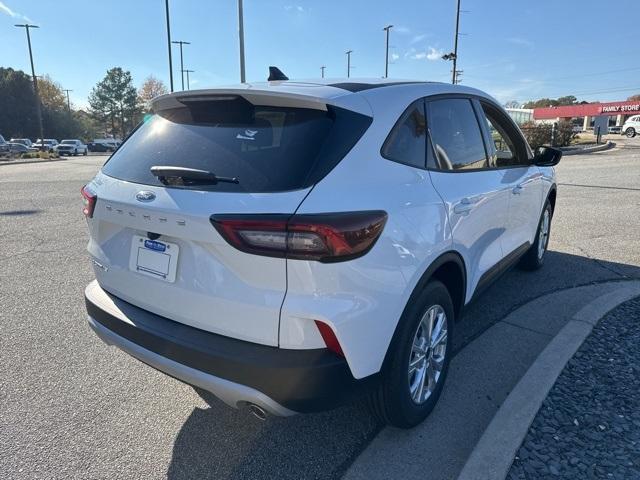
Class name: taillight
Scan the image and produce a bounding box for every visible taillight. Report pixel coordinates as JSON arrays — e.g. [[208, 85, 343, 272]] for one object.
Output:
[[210, 211, 387, 263], [81, 185, 97, 218]]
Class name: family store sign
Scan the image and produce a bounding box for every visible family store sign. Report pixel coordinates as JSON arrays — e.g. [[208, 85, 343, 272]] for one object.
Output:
[[601, 103, 640, 113], [534, 100, 640, 119]]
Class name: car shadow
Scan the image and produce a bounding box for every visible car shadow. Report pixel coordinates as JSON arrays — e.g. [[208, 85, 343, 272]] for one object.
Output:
[[166, 250, 640, 480]]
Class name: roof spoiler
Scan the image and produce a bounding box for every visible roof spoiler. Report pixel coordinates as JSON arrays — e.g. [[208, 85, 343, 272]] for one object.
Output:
[[268, 66, 289, 81]]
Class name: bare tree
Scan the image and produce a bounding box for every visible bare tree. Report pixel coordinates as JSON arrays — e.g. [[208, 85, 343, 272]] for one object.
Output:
[[138, 75, 169, 112]]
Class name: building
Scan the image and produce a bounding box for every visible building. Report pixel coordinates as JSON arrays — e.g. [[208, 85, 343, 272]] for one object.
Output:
[[533, 99, 640, 131], [505, 108, 534, 125]]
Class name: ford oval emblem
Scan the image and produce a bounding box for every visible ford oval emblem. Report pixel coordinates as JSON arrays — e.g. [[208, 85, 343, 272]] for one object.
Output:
[[136, 191, 156, 202]]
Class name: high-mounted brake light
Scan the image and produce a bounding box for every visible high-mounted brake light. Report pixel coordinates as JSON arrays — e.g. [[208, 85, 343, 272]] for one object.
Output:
[[210, 211, 387, 263], [81, 185, 97, 218]]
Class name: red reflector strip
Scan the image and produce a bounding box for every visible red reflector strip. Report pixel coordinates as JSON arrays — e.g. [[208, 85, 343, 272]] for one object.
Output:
[[314, 320, 344, 357]]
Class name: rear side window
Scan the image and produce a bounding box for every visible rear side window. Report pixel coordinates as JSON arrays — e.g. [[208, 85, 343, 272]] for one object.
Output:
[[102, 96, 371, 193], [427, 98, 488, 170], [381, 100, 426, 168]]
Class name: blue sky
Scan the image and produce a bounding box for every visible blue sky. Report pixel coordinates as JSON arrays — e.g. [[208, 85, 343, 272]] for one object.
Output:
[[2, 0, 639, 108]]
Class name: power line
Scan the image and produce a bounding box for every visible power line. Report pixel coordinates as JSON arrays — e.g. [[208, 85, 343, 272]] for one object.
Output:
[[383, 25, 393, 78], [63, 89, 73, 111], [171, 40, 190, 90], [15, 24, 44, 147], [164, 0, 174, 92]]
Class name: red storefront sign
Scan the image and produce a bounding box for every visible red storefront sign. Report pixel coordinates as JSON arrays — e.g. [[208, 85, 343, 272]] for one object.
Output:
[[534, 100, 640, 120]]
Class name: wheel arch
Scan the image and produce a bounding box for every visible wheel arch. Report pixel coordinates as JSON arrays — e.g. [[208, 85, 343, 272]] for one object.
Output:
[[381, 251, 467, 370], [547, 184, 557, 215]]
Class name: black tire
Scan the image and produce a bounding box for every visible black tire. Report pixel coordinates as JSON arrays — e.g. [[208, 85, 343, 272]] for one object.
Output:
[[367, 280, 454, 428], [625, 128, 636, 138], [518, 200, 552, 271]]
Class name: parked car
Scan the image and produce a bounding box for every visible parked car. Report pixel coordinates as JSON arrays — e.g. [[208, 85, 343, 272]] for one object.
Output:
[[7, 142, 30, 154], [82, 78, 560, 428], [56, 139, 88, 156], [622, 115, 640, 138], [30, 139, 59, 152], [10, 138, 33, 148], [607, 126, 621, 135], [89, 138, 121, 152], [87, 142, 115, 153], [0, 134, 8, 154]]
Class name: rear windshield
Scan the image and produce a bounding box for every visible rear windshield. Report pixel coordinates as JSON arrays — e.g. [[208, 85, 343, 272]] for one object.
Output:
[[102, 96, 371, 193]]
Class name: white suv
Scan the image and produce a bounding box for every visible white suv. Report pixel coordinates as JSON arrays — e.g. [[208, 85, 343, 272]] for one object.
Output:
[[82, 77, 560, 428], [622, 115, 639, 137]]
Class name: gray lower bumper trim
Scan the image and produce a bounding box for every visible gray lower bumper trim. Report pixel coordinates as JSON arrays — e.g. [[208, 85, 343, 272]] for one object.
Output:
[[88, 316, 297, 417]]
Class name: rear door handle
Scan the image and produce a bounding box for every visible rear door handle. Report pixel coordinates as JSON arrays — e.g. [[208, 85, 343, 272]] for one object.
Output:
[[512, 183, 525, 195]]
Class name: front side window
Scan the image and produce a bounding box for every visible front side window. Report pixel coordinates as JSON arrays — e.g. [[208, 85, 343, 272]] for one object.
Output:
[[427, 98, 487, 170], [480, 102, 529, 167], [381, 100, 426, 168]]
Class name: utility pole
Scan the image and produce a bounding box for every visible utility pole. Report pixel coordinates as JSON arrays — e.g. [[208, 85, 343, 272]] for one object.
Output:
[[164, 0, 174, 92], [320, 66, 326, 78], [238, 0, 246, 83], [15, 24, 44, 148], [63, 89, 73, 112], [452, 0, 461, 84], [172, 40, 190, 90], [183, 69, 194, 90], [383, 25, 393, 78], [346, 50, 353, 78]]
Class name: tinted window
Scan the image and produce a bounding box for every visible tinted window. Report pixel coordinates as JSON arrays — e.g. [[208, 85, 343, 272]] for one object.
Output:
[[102, 97, 371, 193], [480, 102, 529, 167], [428, 98, 487, 170], [382, 100, 426, 168]]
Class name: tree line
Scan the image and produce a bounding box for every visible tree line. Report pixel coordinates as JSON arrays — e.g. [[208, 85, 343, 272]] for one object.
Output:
[[0, 67, 167, 141]]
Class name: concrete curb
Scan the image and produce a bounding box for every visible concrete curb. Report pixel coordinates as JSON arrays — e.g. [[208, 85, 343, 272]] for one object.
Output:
[[456, 281, 640, 480], [0, 156, 70, 167], [561, 141, 614, 156]]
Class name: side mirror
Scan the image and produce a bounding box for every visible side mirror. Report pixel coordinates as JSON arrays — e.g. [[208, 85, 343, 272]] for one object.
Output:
[[533, 146, 562, 167]]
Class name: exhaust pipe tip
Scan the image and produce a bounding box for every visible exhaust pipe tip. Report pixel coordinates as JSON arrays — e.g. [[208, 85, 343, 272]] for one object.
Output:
[[248, 403, 267, 421]]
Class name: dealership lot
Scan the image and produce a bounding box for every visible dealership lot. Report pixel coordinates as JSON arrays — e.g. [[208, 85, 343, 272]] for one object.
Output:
[[1, 141, 639, 479]]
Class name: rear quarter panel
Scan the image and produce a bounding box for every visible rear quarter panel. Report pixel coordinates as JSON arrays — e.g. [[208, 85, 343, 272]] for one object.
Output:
[[280, 96, 453, 379]]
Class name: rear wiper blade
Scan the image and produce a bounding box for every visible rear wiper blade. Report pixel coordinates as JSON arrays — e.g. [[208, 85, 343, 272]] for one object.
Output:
[[150, 166, 239, 185]]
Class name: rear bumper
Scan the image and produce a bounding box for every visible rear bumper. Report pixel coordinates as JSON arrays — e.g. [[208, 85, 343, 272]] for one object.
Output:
[[85, 280, 374, 414]]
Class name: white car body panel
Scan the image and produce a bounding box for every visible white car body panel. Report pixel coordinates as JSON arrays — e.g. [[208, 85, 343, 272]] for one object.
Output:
[[86, 171, 311, 346], [85, 78, 557, 384]]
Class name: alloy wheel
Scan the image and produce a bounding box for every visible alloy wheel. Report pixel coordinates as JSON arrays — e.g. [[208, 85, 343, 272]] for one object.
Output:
[[408, 304, 448, 404], [538, 208, 550, 260]]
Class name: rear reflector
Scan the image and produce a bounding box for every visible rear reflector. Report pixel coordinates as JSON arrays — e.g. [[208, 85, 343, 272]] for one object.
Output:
[[314, 320, 344, 357], [81, 185, 97, 218], [210, 211, 387, 262]]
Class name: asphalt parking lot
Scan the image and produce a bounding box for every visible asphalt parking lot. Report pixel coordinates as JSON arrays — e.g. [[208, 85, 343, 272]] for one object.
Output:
[[1, 139, 639, 479]]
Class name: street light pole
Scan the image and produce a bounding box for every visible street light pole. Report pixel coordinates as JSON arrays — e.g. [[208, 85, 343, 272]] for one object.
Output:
[[172, 40, 190, 90], [320, 65, 326, 78], [346, 50, 353, 78], [238, 0, 246, 83], [452, 0, 461, 84], [183, 69, 194, 90], [15, 24, 44, 148], [164, 0, 174, 92], [383, 25, 393, 78], [63, 89, 73, 112]]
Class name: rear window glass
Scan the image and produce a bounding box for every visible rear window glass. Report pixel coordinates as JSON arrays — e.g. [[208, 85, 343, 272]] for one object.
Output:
[[102, 96, 371, 193]]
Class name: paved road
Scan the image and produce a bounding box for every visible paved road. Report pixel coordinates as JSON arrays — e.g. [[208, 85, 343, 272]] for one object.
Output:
[[1, 140, 639, 479]]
